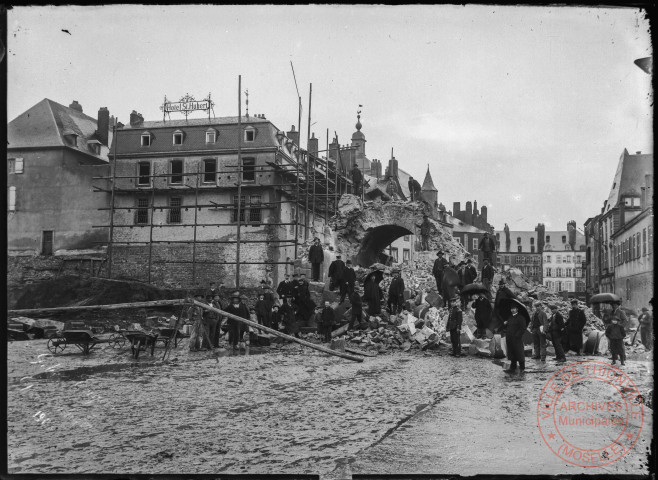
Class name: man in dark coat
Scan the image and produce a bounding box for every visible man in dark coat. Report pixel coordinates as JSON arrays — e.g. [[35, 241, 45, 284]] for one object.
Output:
[[207, 281, 219, 301], [472, 293, 493, 338], [352, 163, 363, 196], [277, 273, 294, 301], [530, 301, 549, 361], [503, 304, 527, 373], [492, 278, 517, 333], [255, 293, 271, 328], [481, 258, 495, 300], [225, 292, 250, 350], [294, 277, 313, 325], [342, 260, 357, 302], [348, 287, 363, 330], [328, 254, 346, 292], [408, 176, 422, 202], [279, 296, 299, 338], [432, 250, 448, 295], [605, 316, 626, 365], [319, 300, 336, 343], [387, 269, 405, 314], [364, 274, 383, 315], [210, 294, 224, 347], [564, 299, 587, 355], [441, 264, 462, 306], [547, 304, 566, 362], [638, 306, 653, 351], [446, 297, 463, 357], [478, 232, 496, 266], [417, 215, 432, 251], [463, 259, 477, 286], [308, 238, 324, 282]]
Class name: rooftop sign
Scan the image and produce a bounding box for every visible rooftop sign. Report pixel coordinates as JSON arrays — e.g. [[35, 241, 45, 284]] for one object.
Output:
[[160, 93, 215, 120]]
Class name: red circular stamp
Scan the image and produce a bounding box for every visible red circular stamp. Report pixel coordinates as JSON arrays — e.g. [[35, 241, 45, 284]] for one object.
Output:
[[537, 360, 644, 467]]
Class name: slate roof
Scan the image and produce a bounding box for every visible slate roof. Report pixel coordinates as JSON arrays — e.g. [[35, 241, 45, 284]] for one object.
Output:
[[421, 167, 438, 192], [604, 149, 653, 213], [7, 98, 112, 163], [113, 115, 281, 155]]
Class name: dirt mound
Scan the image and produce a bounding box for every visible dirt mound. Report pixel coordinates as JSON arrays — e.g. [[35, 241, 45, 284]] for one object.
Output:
[[13, 276, 184, 310]]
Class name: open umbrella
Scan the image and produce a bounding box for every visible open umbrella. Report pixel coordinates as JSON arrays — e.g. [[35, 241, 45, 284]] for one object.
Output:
[[461, 283, 489, 295], [589, 293, 621, 304], [363, 269, 384, 286], [620, 306, 637, 317], [498, 297, 531, 327]]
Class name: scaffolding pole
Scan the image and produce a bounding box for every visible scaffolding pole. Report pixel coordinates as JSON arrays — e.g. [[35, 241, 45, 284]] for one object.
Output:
[[147, 186, 155, 283], [305, 83, 312, 241], [191, 164, 200, 286], [107, 119, 118, 279], [236, 75, 243, 288]]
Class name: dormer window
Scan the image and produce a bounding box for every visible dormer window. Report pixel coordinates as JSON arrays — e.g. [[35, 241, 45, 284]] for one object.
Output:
[[206, 129, 217, 144], [63, 129, 78, 147], [244, 126, 256, 142], [87, 140, 102, 155], [173, 130, 184, 145], [141, 132, 152, 147]]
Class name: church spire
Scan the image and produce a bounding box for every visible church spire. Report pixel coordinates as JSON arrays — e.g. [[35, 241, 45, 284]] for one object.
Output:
[[421, 165, 437, 192]]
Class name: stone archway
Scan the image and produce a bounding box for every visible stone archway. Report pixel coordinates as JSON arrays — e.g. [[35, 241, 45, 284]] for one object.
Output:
[[329, 195, 468, 268]]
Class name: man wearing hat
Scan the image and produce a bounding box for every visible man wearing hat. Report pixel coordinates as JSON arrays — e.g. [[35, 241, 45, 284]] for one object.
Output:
[[341, 259, 357, 304], [547, 304, 566, 362], [277, 273, 294, 302], [478, 232, 497, 266], [432, 250, 448, 294], [472, 292, 492, 339], [446, 297, 463, 357], [387, 269, 405, 315], [417, 214, 432, 251], [463, 258, 477, 286], [328, 254, 346, 293], [530, 301, 549, 361], [638, 306, 653, 351], [224, 291, 250, 350], [564, 299, 587, 355], [308, 237, 324, 282]]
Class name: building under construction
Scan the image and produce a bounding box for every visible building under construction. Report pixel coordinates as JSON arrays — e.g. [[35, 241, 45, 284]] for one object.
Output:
[[95, 107, 363, 289]]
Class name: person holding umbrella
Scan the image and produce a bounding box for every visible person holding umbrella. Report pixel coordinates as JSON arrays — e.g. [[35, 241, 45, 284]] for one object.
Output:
[[462, 283, 492, 338], [547, 304, 567, 363], [564, 299, 587, 355], [502, 299, 528, 374]]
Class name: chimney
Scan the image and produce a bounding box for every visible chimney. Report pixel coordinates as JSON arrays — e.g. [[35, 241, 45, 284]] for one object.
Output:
[[453, 202, 461, 217], [465, 201, 473, 225], [636, 151, 642, 154], [370, 159, 382, 179], [473, 200, 478, 216], [535, 223, 546, 253], [308, 133, 318, 158], [567, 220, 577, 250], [645, 174, 653, 209], [286, 125, 299, 146], [328, 138, 339, 161], [69, 100, 83, 112], [388, 156, 398, 178], [129, 110, 144, 127], [97, 107, 110, 146], [481, 205, 488, 223]]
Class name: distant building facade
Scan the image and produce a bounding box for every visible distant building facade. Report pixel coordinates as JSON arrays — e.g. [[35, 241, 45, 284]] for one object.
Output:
[[7, 99, 113, 255]]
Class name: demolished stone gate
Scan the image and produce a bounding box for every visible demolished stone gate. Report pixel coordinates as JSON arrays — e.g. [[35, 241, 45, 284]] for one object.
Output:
[[328, 195, 470, 267]]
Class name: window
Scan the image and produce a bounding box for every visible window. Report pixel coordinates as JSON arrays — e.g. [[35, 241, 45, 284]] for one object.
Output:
[[173, 130, 183, 145], [244, 127, 255, 142], [390, 247, 399, 263], [576, 255, 582, 263], [517, 246, 522, 252], [531, 246, 535, 253], [547, 281, 553, 291], [138, 162, 151, 186], [530, 237, 535, 245], [566, 256, 571, 263], [8, 158, 24, 174], [203, 159, 217, 183], [170, 160, 183, 184], [562, 235, 567, 243], [473, 238, 478, 250], [168, 197, 182, 224], [403, 249, 410, 262], [517, 237, 522, 244], [546, 235, 551, 243], [8, 186, 16, 211], [643, 228, 647, 256], [556, 281, 562, 291], [556, 267, 563, 277], [575, 268, 582, 278], [556, 255, 562, 263], [497, 256, 501, 264], [566, 268, 572, 277], [545, 255, 551, 263], [42, 231, 54, 256], [249, 195, 262, 223], [242, 158, 255, 182], [566, 282, 573, 292], [141, 133, 151, 147], [503, 255, 510, 264], [404, 235, 410, 242], [206, 130, 216, 143], [564, 245, 571, 250], [135, 198, 149, 224], [624, 196, 640, 207], [649, 225, 653, 255], [233, 195, 246, 222], [636, 232, 641, 258]]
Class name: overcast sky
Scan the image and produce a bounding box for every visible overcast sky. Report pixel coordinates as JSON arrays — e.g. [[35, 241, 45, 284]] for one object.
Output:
[[7, 5, 652, 232]]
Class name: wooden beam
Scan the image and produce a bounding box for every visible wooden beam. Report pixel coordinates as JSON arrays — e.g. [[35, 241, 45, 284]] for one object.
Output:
[[8, 298, 191, 315]]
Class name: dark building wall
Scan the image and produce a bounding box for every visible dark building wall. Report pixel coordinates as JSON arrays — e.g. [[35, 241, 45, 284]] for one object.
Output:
[[7, 148, 110, 254]]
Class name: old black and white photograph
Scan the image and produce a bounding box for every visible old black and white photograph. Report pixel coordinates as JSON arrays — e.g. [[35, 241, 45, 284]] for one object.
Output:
[[5, 4, 654, 478]]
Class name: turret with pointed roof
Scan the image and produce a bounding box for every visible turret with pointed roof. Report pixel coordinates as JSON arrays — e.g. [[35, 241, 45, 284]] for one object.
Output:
[[420, 166, 438, 217]]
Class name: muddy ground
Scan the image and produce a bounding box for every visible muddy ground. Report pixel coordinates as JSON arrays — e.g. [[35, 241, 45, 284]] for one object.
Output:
[[6, 333, 653, 478]]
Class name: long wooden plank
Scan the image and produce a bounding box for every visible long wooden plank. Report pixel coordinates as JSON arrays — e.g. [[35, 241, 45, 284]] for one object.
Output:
[[8, 299, 190, 315], [192, 300, 363, 363]]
